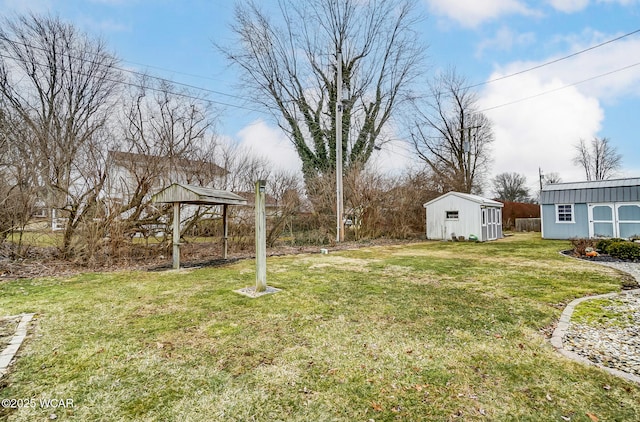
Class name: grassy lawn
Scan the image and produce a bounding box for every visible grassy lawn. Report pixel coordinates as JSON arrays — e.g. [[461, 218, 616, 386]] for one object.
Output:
[[1, 233, 639, 421]]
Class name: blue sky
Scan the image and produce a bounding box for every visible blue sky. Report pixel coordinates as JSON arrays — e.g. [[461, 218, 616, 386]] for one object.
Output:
[[1, 0, 639, 194]]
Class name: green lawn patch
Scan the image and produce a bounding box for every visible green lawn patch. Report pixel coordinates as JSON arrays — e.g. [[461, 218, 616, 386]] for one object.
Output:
[[0, 233, 638, 421]]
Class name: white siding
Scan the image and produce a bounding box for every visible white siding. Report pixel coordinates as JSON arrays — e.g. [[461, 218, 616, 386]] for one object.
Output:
[[426, 195, 482, 240]]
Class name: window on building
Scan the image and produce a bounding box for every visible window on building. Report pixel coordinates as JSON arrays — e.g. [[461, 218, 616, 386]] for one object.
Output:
[[446, 210, 459, 220], [556, 204, 574, 223], [31, 207, 48, 218]]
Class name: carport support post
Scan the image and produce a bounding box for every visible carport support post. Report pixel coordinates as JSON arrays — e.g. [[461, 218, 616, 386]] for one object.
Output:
[[255, 180, 267, 292], [172, 202, 180, 269], [222, 204, 228, 260]]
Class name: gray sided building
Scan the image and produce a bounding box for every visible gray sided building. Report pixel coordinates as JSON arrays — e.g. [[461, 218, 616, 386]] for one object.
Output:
[[540, 178, 640, 240]]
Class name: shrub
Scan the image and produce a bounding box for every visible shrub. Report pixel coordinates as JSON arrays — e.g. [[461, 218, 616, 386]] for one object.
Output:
[[607, 241, 640, 261], [570, 238, 596, 256], [595, 238, 626, 254]]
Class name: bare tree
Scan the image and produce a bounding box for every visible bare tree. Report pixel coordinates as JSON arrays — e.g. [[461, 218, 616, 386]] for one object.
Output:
[[0, 13, 122, 256], [542, 172, 562, 186], [218, 0, 425, 185], [216, 143, 271, 193], [492, 172, 530, 202], [573, 136, 622, 181], [410, 68, 493, 194], [266, 170, 301, 246], [112, 76, 223, 241], [0, 109, 38, 255]]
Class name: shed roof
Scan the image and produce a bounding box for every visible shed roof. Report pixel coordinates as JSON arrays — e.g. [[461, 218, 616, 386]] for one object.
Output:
[[152, 183, 248, 206], [540, 177, 640, 204], [423, 191, 504, 208]]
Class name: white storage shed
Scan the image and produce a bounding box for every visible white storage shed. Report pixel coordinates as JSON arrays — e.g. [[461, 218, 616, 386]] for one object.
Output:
[[423, 192, 504, 241]]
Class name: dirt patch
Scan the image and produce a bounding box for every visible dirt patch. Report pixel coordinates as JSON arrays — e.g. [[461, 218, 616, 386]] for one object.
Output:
[[0, 238, 423, 281], [307, 256, 380, 272]]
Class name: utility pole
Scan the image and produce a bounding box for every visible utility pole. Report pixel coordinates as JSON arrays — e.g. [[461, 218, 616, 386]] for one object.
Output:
[[539, 167, 544, 190], [336, 50, 344, 242]]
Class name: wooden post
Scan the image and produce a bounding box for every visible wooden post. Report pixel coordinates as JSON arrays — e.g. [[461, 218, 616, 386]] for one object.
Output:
[[172, 202, 180, 270], [255, 180, 267, 292], [222, 204, 228, 260]]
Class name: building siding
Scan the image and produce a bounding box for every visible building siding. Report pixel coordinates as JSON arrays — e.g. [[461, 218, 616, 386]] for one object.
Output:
[[541, 203, 589, 239], [540, 178, 640, 239], [425, 192, 502, 241]]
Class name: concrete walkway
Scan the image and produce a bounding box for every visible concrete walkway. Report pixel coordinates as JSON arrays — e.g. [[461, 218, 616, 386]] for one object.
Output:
[[0, 313, 35, 378]]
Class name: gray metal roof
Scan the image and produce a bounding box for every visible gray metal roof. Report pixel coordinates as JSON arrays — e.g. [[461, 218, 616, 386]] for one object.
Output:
[[540, 177, 640, 204], [152, 183, 248, 206], [423, 191, 504, 208]]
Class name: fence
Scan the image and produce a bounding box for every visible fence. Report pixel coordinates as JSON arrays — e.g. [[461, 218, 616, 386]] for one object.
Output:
[[515, 218, 541, 232]]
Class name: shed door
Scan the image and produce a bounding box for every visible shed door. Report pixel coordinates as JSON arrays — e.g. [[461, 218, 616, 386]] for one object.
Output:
[[588, 204, 616, 238], [490, 208, 500, 240], [481, 209, 488, 241], [482, 208, 502, 240], [616, 204, 640, 238]]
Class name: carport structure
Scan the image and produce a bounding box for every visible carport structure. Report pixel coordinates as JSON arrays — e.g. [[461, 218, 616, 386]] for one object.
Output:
[[152, 183, 248, 269]]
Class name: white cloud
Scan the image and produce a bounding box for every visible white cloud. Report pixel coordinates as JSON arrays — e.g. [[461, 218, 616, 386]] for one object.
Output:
[[548, 0, 640, 12], [425, 0, 539, 28], [477, 27, 640, 189], [367, 138, 421, 176], [78, 16, 131, 33], [553, 34, 640, 102], [598, 0, 640, 5], [476, 26, 536, 57], [236, 119, 302, 174], [480, 73, 604, 188], [235, 119, 419, 178], [502, 33, 640, 104], [547, 0, 590, 12]]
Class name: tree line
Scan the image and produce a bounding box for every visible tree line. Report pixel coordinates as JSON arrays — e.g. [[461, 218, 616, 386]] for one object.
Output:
[[0, 3, 624, 262]]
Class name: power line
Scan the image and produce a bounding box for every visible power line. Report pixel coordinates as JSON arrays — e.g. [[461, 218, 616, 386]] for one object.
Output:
[[106, 26, 640, 102], [118, 58, 232, 86], [2, 25, 640, 123], [0, 35, 266, 114], [479, 60, 640, 113], [467, 28, 640, 90], [0, 49, 267, 114], [407, 28, 640, 107]]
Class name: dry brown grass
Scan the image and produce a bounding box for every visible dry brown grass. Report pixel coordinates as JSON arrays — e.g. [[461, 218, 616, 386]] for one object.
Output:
[[0, 233, 638, 421]]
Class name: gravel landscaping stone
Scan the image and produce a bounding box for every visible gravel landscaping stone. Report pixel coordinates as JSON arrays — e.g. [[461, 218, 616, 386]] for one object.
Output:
[[562, 261, 640, 379]]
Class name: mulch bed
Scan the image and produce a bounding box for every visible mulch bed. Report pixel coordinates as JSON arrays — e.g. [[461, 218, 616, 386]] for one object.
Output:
[[561, 249, 640, 263]]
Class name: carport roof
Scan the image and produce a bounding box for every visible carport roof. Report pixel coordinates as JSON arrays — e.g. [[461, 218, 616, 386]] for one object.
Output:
[[152, 183, 248, 206]]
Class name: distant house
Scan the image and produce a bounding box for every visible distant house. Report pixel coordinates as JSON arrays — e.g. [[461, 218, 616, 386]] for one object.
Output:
[[234, 191, 279, 214], [423, 192, 504, 241], [29, 150, 229, 232], [540, 177, 640, 239], [105, 150, 227, 206]]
